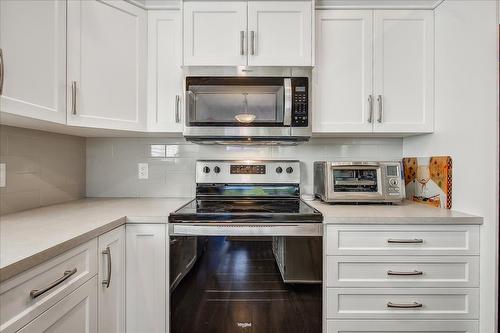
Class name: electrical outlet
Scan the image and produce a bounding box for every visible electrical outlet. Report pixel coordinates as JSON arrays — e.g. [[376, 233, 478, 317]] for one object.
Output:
[[138, 163, 148, 179], [0, 163, 5, 187]]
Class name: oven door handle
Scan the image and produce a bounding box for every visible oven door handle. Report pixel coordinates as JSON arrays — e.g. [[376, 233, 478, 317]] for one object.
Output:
[[170, 223, 322, 237], [283, 78, 292, 126]]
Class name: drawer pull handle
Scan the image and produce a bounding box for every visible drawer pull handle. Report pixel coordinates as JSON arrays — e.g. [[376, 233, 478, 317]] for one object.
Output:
[[102, 247, 112, 288], [30, 268, 77, 299], [387, 301, 423, 308], [387, 238, 423, 244], [387, 270, 423, 276]]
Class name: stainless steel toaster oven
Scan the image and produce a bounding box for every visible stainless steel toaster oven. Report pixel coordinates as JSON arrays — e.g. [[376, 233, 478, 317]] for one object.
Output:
[[313, 161, 404, 203]]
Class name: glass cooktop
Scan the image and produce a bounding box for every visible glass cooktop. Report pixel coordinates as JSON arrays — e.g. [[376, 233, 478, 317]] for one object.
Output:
[[169, 198, 323, 223]]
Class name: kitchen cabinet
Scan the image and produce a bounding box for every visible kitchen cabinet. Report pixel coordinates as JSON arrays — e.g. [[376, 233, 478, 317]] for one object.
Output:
[[314, 10, 434, 134], [147, 10, 183, 132], [67, 0, 147, 131], [183, 2, 247, 66], [183, 1, 312, 66], [247, 1, 312, 66], [0, 0, 67, 124], [126, 224, 167, 333], [16, 277, 98, 333], [98, 226, 125, 333]]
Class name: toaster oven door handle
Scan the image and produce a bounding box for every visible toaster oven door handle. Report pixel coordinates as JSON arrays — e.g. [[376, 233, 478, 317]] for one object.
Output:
[[283, 78, 292, 126]]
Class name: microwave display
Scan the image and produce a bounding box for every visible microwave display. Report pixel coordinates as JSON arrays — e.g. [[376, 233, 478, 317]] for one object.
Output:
[[332, 169, 378, 192]]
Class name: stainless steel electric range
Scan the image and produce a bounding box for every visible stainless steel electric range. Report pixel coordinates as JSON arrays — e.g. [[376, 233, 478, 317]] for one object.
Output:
[[168, 160, 323, 333]]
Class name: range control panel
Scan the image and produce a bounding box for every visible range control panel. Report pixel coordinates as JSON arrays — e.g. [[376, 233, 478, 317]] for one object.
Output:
[[196, 160, 300, 184], [291, 77, 308, 127]]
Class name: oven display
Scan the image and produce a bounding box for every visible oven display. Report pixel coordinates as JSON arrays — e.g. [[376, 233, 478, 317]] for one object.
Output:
[[230, 165, 266, 174]]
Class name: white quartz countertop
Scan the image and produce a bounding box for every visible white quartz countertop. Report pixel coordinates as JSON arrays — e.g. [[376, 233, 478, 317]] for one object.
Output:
[[0, 197, 482, 282], [307, 199, 483, 224], [0, 197, 190, 282]]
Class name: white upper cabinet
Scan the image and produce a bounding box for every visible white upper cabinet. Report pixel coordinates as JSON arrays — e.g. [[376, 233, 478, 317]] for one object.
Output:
[[247, 1, 312, 66], [314, 10, 373, 133], [0, 0, 66, 124], [372, 10, 434, 133], [183, 1, 312, 66], [98, 226, 126, 333], [183, 2, 247, 66], [147, 10, 183, 132], [67, 0, 147, 131], [314, 9, 434, 134]]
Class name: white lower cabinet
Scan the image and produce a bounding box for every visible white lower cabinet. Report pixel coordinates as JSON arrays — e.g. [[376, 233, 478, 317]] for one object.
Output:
[[324, 224, 480, 333], [98, 226, 126, 333], [126, 224, 167, 333], [326, 320, 479, 333], [16, 276, 98, 333]]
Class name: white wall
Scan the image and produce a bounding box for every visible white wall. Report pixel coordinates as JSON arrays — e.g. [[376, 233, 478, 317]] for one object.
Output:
[[86, 137, 402, 197], [403, 1, 499, 331]]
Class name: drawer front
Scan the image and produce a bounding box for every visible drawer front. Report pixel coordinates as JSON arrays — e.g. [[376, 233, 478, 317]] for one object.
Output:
[[326, 256, 479, 288], [0, 239, 97, 333], [326, 288, 479, 319], [326, 225, 479, 256], [326, 320, 479, 333]]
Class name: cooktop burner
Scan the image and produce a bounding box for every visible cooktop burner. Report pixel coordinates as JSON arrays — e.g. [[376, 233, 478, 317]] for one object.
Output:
[[169, 198, 323, 223]]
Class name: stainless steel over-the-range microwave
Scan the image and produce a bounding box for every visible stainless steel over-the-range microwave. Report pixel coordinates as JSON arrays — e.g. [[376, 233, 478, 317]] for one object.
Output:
[[183, 76, 311, 144], [314, 161, 405, 204]]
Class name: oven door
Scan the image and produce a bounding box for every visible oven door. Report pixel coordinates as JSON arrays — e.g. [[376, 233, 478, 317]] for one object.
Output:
[[328, 164, 385, 202], [184, 77, 292, 138]]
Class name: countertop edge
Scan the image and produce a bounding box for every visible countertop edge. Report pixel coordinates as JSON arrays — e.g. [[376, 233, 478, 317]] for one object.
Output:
[[0, 217, 126, 283], [322, 217, 484, 224]]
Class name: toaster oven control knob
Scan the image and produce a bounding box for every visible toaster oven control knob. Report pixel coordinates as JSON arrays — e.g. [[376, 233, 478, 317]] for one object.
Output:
[[389, 178, 399, 187], [276, 167, 283, 174], [203, 166, 210, 174], [214, 166, 221, 174], [286, 167, 294, 174]]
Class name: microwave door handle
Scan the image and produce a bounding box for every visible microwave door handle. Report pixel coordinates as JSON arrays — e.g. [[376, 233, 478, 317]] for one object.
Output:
[[284, 78, 292, 126]]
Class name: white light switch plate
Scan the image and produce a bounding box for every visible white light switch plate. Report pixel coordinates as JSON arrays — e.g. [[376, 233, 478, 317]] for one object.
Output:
[[138, 163, 148, 179], [0, 163, 5, 187]]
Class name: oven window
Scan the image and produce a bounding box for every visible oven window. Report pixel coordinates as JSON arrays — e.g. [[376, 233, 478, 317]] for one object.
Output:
[[332, 169, 378, 192], [186, 85, 284, 126], [170, 236, 322, 333]]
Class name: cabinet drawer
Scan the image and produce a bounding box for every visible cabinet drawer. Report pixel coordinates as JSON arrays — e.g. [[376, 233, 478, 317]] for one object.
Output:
[[326, 288, 479, 319], [326, 320, 479, 333], [0, 239, 97, 333], [326, 256, 479, 288], [326, 225, 479, 256]]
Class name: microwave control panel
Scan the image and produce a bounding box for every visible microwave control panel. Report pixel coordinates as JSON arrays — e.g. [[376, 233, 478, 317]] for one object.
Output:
[[291, 78, 308, 127]]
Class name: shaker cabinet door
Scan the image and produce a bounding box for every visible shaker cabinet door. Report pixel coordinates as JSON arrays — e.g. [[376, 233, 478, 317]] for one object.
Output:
[[372, 10, 434, 133], [0, 0, 66, 124], [98, 226, 126, 333], [247, 1, 312, 66], [67, 0, 147, 131], [313, 10, 373, 133], [147, 10, 183, 132], [183, 2, 247, 66]]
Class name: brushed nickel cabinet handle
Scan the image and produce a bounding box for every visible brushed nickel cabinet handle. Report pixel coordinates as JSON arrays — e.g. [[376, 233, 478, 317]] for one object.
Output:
[[0, 48, 4, 95], [250, 31, 255, 55], [102, 247, 111, 288], [387, 301, 423, 308], [240, 31, 245, 55], [175, 95, 180, 123], [71, 81, 77, 115], [387, 238, 423, 244], [30, 268, 77, 299], [387, 270, 423, 276], [377, 94, 383, 123], [367, 95, 373, 123]]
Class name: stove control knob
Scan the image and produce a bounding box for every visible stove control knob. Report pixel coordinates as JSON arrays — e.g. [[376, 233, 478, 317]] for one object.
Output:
[[286, 167, 294, 174], [203, 166, 211, 174], [276, 167, 283, 174], [214, 166, 221, 174]]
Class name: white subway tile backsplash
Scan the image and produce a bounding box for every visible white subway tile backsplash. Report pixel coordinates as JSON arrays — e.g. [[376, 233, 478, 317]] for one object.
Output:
[[86, 137, 403, 197]]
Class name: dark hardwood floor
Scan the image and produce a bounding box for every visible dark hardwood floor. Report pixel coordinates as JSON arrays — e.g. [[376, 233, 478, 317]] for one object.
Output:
[[171, 237, 322, 333]]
